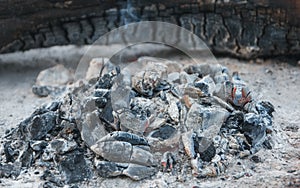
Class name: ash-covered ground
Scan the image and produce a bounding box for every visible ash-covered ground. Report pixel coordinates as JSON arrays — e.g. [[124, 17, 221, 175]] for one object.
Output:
[[0, 46, 299, 187]]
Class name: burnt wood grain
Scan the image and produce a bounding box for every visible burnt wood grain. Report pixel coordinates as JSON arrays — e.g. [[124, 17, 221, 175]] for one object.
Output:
[[0, 0, 299, 58]]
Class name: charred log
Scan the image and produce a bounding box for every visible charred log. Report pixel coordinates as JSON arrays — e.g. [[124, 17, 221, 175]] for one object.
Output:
[[0, 0, 299, 59]]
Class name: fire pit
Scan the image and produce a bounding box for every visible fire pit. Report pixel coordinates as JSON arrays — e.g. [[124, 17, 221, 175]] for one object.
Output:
[[0, 21, 299, 188]]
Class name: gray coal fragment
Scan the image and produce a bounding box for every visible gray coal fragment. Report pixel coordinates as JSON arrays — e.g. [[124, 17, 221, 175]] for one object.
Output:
[[46, 101, 61, 112], [122, 164, 157, 181], [3, 142, 15, 163], [99, 100, 114, 124], [95, 161, 125, 178], [3, 140, 30, 165], [251, 155, 261, 163], [131, 63, 167, 97], [242, 113, 270, 150], [179, 71, 198, 84], [222, 111, 244, 131], [110, 74, 132, 111], [255, 101, 275, 117], [167, 72, 180, 83], [0, 163, 21, 178], [18, 144, 33, 167], [43, 181, 64, 188], [58, 120, 80, 141], [30, 141, 48, 151], [119, 111, 149, 134], [41, 169, 64, 187], [32, 85, 52, 97], [161, 151, 176, 172], [107, 131, 149, 146], [58, 151, 92, 184], [32, 85, 65, 97], [79, 111, 108, 147], [263, 139, 273, 150], [94, 88, 110, 98], [95, 161, 157, 181], [95, 97, 107, 108], [150, 124, 176, 140], [18, 111, 58, 140], [194, 137, 216, 162], [95, 73, 115, 89], [194, 75, 216, 96], [46, 139, 78, 155]]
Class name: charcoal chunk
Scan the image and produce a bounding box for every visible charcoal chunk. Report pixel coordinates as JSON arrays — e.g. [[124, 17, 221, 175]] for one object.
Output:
[[0, 163, 21, 178], [18, 111, 57, 140], [223, 111, 244, 130], [47, 139, 77, 155], [41, 169, 64, 187], [58, 151, 92, 184], [32, 85, 52, 97], [95, 73, 114, 89], [108, 131, 149, 146], [46, 101, 61, 112], [4, 142, 15, 163], [150, 125, 176, 140], [99, 100, 114, 124], [95, 161, 125, 178], [95, 97, 107, 108], [255, 101, 275, 117], [19, 145, 33, 167], [30, 141, 48, 151], [242, 113, 270, 149], [194, 137, 216, 162]]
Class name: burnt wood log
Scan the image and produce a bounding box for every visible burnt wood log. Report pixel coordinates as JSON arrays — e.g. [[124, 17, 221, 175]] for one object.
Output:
[[0, 0, 299, 59]]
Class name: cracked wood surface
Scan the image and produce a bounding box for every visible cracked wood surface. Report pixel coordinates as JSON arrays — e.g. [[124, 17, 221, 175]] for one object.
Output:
[[0, 0, 299, 58]]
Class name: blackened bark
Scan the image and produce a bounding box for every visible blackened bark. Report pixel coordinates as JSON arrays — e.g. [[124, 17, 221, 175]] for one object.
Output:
[[0, 0, 299, 59]]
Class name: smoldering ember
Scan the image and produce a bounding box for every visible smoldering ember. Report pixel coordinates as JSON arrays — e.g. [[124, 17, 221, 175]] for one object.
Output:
[[0, 57, 275, 187]]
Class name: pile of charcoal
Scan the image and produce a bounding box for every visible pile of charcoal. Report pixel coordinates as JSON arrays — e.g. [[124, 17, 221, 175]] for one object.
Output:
[[0, 57, 274, 186]]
